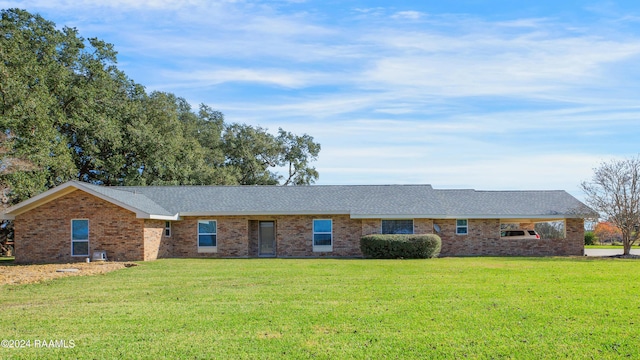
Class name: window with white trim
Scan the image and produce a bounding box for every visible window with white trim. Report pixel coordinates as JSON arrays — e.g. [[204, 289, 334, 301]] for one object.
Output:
[[456, 219, 468, 235], [164, 221, 171, 237], [197, 220, 217, 253], [313, 219, 333, 252], [71, 219, 89, 257], [381, 219, 414, 234]]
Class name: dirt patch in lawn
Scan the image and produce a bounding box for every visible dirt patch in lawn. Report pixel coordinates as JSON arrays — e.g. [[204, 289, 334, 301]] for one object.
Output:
[[0, 262, 137, 285]]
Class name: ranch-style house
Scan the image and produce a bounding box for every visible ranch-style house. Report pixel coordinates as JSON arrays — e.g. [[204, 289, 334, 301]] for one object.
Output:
[[2, 181, 597, 263]]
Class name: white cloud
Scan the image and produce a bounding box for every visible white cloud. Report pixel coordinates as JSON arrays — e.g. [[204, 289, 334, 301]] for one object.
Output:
[[161, 68, 331, 88], [392, 11, 424, 20], [5, 2, 640, 194], [360, 33, 640, 98]]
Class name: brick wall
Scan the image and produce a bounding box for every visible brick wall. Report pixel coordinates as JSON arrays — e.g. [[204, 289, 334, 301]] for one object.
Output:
[[276, 214, 361, 257], [273, 215, 309, 257], [437, 218, 585, 256], [563, 218, 585, 256], [143, 220, 174, 261], [248, 220, 260, 257], [326, 215, 362, 257], [170, 215, 363, 258], [414, 218, 434, 234], [361, 219, 380, 236], [171, 216, 250, 258], [14, 190, 145, 263], [151, 216, 584, 258]]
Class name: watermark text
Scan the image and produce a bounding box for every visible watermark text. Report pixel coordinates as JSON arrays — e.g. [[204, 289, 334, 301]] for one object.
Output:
[[1, 339, 76, 349]]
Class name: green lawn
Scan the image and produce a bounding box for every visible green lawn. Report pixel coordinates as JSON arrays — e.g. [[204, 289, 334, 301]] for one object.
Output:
[[1, 258, 639, 359]]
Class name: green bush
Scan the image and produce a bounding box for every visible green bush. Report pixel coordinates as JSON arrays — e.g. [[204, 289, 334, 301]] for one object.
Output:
[[584, 231, 597, 245], [360, 234, 441, 259]]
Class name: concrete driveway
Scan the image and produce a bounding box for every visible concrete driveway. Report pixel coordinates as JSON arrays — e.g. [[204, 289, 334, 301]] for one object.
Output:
[[584, 248, 640, 256]]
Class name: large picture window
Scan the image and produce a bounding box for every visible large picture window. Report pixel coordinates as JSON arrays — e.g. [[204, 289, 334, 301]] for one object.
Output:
[[381, 219, 414, 234], [313, 219, 333, 252], [71, 219, 89, 257], [198, 220, 217, 253]]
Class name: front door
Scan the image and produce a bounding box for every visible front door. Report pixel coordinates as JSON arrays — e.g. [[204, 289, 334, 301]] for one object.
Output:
[[259, 221, 276, 256]]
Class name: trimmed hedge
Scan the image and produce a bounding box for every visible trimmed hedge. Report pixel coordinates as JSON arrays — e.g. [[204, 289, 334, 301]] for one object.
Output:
[[360, 234, 441, 259]]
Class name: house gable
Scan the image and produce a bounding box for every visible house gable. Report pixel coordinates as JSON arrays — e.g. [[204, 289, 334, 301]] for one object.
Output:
[[14, 190, 146, 263], [3, 181, 177, 221]]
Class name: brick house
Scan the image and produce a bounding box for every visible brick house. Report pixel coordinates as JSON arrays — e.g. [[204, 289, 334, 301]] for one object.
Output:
[[2, 181, 597, 263]]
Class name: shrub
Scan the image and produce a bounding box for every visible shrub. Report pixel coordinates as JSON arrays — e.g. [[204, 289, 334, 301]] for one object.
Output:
[[360, 234, 441, 259], [584, 231, 597, 245]]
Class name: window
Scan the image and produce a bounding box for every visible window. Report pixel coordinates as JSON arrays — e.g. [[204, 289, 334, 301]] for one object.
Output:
[[198, 220, 217, 253], [164, 221, 171, 237], [313, 219, 332, 252], [382, 219, 414, 234], [456, 219, 468, 235], [71, 219, 89, 257]]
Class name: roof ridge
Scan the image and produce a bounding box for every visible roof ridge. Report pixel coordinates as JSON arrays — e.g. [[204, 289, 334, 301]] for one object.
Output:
[[434, 188, 567, 193], [108, 184, 435, 189]]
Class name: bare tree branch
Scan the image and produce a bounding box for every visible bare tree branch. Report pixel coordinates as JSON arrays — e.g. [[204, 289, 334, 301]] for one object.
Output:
[[581, 157, 640, 255]]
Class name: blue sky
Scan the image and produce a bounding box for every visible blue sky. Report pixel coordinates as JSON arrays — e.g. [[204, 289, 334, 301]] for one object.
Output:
[[4, 1, 640, 199]]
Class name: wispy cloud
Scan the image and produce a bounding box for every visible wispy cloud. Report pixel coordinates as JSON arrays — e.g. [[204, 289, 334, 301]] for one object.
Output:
[[391, 10, 424, 20], [4, 1, 640, 195], [161, 68, 332, 89]]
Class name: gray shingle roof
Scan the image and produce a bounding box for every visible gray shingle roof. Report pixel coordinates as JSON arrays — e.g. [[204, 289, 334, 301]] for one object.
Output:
[[433, 189, 595, 218], [116, 184, 444, 217], [78, 182, 175, 217], [72, 182, 595, 219]]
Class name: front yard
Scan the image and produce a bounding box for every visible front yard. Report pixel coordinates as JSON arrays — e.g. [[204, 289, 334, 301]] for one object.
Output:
[[1, 257, 639, 359]]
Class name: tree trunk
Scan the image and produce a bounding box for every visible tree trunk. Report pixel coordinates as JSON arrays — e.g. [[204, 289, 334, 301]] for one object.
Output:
[[623, 240, 631, 256]]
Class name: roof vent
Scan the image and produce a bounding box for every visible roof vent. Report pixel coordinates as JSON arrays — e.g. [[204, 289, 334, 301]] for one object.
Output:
[[92, 250, 107, 262]]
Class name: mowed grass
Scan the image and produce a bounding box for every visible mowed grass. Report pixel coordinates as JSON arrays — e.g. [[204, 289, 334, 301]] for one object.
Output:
[[1, 258, 640, 359]]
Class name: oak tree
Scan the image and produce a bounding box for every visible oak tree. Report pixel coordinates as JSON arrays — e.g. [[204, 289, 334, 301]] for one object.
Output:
[[0, 8, 321, 201]]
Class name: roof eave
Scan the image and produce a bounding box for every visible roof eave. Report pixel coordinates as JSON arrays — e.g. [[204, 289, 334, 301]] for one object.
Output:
[[148, 214, 180, 221], [2, 182, 79, 220], [178, 210, 351, 217], [350, 214, 595, 220], [1, 181, 174, 220]]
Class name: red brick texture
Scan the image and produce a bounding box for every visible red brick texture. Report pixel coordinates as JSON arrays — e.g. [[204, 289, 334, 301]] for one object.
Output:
[[171, 216, 250, 258], [143, 220, 172, 261], [169, 215, 363, 258], [13, 189, 586, 262], [14, 190, 145, 263], [437, 218, 584, 256]]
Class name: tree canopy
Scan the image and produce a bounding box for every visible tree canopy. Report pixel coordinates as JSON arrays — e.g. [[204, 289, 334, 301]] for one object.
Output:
[[581, 157, 640, 255], [593, 221, 622, 244], [0, 9, 321, 207]]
